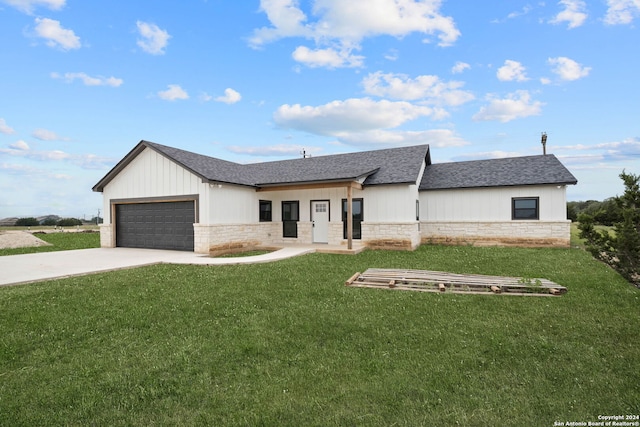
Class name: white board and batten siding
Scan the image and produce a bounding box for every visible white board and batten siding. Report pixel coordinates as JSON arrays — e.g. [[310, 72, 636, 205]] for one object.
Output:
[[101, 147, 209, 223], [253, 184, 420, 224], [363, 184, 420, 222], [420, 185, 568, 222], [206, 184, 257, 223]]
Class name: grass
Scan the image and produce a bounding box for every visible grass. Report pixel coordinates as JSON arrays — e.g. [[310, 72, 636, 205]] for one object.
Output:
[[570, 222, 614, 248], [0, 242, 638, 426], [0, 231, 100, 256]]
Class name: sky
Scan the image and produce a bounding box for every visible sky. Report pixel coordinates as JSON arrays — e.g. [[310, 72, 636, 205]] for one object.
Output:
[[1, 0, 639, 219]]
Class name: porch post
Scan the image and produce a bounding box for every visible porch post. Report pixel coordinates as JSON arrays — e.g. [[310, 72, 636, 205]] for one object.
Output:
[[347, 184, 353, 250]]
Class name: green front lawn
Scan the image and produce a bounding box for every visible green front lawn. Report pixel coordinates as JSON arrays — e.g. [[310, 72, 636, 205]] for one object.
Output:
[[0, 232, 100, 256], [0, 244, 638, 426]]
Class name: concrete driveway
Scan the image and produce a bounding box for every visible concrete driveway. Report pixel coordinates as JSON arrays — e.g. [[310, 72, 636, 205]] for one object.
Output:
[[0, 247, 315, 287]]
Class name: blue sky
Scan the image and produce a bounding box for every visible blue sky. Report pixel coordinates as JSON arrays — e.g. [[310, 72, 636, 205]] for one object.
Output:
[[1, 0, 639, 219]]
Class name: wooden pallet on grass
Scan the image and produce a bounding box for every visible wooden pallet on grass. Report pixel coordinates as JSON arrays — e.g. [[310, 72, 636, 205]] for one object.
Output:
[[345, 268, 567, 296]]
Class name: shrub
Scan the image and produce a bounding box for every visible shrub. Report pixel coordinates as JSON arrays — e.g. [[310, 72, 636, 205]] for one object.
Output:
[[15, 217, 39, 226], [579, 171, 640, 287], [56, 218, 83, 227]]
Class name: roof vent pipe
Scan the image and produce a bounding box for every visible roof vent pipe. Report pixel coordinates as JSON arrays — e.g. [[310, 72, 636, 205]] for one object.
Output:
[[541, 132, 547, 155]]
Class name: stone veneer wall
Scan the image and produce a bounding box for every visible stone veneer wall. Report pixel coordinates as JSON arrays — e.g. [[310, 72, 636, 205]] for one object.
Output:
[[362, 222, 421, 250], [99, 224, 114, 248], [421, 220, 571, 247], [194, 223, 279, 254], [195, 221, 423, 253]]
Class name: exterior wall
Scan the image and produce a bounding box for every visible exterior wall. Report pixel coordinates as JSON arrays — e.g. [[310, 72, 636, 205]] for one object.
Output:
[[194, 223, 279, 254], [362, 222, 421, 250], [420, 185, 568, 221], [421, 220, 571, 247], [255, 184, 421, 250], [101, 148, 209, 224], [100, 147, 209, 249], [419, 185, 571, 247], [99, 148, 424, 252]]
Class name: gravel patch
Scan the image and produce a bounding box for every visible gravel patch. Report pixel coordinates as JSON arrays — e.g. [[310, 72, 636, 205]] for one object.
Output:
[[0, 231, 52, 249]]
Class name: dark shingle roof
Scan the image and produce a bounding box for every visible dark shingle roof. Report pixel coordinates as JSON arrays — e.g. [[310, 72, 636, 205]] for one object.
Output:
[[244, 144, 430, 186], [93, 141, 432, 192], [419, 154, 578, 191]]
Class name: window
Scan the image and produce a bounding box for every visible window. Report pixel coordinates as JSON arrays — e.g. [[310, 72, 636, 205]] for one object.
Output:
[[259, 200, 272, 222], [282, 201, 299, 238], [416, 200, 420, 221], [342, 198, 363, 239], [512, 197, 539, 220]]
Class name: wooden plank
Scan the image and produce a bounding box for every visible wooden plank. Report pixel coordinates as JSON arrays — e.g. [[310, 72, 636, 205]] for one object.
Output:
[[346, 268, 566, 296], [345, 272, 361, 286], [347, 282, 559, 297]]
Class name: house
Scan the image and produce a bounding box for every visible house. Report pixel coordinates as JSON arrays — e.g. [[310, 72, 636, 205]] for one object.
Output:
[[92, 140, 577, 254]]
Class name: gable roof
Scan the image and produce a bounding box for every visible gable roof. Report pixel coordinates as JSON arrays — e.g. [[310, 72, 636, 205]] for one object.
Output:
[[419, 154, 578, 191], [93, 140, 432, 192]]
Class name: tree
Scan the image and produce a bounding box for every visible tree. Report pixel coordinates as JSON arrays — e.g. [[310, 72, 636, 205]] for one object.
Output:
[[41, 217, 58, 226], [57, 218, 82, 226], [15, 217, 39, 226], [578, 171, 640, 287]]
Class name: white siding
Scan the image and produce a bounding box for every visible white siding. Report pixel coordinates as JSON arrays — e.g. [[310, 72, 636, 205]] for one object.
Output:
[[255, 184, 418, 223], [362, 184, 419, 222], [206, 183, 257, 223], [420, 185, 568, 221], [101, 148, 208, 223]]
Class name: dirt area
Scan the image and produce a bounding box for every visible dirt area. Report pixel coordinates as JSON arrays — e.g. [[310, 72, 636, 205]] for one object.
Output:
[[0, 231, 52, 249]]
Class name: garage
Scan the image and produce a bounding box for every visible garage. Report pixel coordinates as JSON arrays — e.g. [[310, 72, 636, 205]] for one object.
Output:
[[115, 201, 195, 251]]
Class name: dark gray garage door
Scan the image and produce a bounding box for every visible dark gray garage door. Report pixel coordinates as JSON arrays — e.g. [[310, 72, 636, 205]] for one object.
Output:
[[115, 201, 195, 251]]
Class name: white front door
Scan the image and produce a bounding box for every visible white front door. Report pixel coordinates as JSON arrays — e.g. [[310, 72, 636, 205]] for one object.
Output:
[[312, 201, 329, 243]]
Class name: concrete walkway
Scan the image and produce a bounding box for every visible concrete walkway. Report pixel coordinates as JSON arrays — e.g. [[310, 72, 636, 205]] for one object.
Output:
[[0, 246, 317, 287]]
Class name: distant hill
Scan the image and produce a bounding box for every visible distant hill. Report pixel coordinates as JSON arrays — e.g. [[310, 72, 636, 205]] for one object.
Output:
[[0, 217, 19, 227], [0, 215, 62, 226], [0, 215, 101, 226]]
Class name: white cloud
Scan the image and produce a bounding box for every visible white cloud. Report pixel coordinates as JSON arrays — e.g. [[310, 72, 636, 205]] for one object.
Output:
[[215, 88, 242, 104], [496, 60, 528, 82], [0, 141, 113, 169], [51, 72, 123, 87], [473, 90, 544, 122], [274, 98, 435, 136], [548, 56, 591, 80], [0, 118, 16, 135], [1, 140, 68, 160], [199, 93, 213, 102], [32, 128, 69, 141], [556, 137, 640, 162], [604, 0, 640, 24], [227, 144, 323, 157], [157, 84, 189, 101], [272, 98, 462, 147], [362, 71, 474, 107], [451, 61, 470, 74], [136, 21, 171, 55], [250, 0, 460, 68], [550, 0, 588, 29], [491, 5, 533, 23], [1, 0, 65, 14], [507, 5, 533, 19], [335, 128, 469, 147], [0, 162, 72, 180], [10, 140, 30, 150], [384, 49, 399, 61], [33, 17, 81, 50], [292, 45, 364, 68]]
